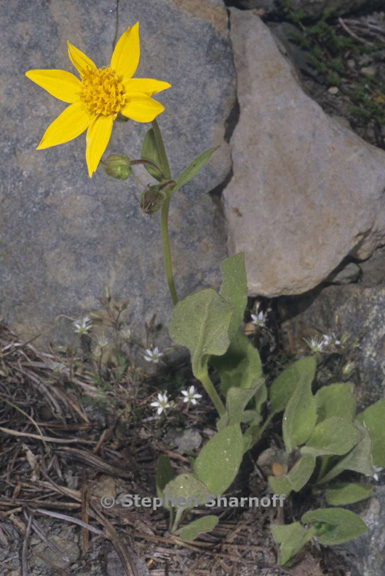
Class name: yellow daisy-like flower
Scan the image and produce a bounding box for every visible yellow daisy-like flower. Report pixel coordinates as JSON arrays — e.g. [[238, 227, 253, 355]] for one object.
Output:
[[25, 23, 170, 177]]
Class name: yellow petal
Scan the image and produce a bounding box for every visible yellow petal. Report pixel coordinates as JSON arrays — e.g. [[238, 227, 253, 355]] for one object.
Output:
[[110, 22, 140, 80], [121, 95, 165, 123], [67, 40, 96, 76], [25, 69, 81, 103], [37, 101, 91, 150], [86, 115, 114, 178], [124, 78, 171, 97]]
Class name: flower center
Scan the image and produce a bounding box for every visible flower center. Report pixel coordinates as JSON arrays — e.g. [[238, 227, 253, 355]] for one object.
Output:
[[80, 67, 126, 116]]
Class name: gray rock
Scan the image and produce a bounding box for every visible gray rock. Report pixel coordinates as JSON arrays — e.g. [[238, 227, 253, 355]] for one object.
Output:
[[0, 0, 234, 352], [280, 284, 385, 407], [326, 261, 361, 284], [224, 10, 385, 298], [360, 246, 385, 286], [163, 427, 203, 453], [231, 0, 384, 19]]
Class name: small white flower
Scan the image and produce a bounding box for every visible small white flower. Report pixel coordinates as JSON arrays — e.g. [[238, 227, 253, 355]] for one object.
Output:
[[150, 392, 170, 415], [322, 333, 341, 349], [120, 327, 131, 341], [342, 361, 355, 376], [181, 385, 202, 406], [374, 466, 383, 481], [96, 335, 110, 348], [143, 346, 163, 364], [73, 316, 92, 336], [304, 336, 325, 353], [93, 345, 103, 358], [251, 311, 266, 328]]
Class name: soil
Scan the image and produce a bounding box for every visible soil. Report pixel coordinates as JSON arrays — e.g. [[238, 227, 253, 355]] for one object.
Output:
[[0, 321, 344, 576]]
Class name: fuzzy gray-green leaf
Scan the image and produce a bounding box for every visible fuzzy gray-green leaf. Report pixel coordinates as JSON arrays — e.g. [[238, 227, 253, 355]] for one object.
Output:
[[325, 483, 372, 506], [214, 332, 263, 395], [269, 454, 316, 495], [179, 515, 218, 541], [270, 357, 316, 414], [282, 372, 317, 453], [169, 289, 233, 377], [271, 522, 308, 566], [317, 422, 375, 485], [164, 473, 209, 508], [303, 417, 361, 457], [357, 398, 385, 468], [315, 383, 356, 423], [302, 508, 368, 545], [193, 425, 243, 494]]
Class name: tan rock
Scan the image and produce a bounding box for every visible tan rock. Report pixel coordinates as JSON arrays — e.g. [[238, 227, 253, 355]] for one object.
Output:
[[224, 10, 385, 297]]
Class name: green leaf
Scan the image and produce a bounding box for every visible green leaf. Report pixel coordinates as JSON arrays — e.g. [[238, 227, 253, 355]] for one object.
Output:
[[302, 417, 361, 457], [217, 384, 261, 430], [270, 357, 316, 414], [219, 253, 247, 341], [141, 128, 165, 181], [156, 455, 174, 500], [169, 288, 233, 378], [317, 422, 375, 485], [357, 398, 385, 468], [302, 508, 368, 545], [271, 522, 308, 566], [193, 425, 244, 494], [175, 146, 219, 190], [315, 383, 356, 423], [164, 473, 209, 508], [254, 379, 268, 415], [214, 332, 263, 395], [325, 483, 372, 506], [269, 454, 316, 495], [179, 515, 218, 541], [282, 371, 317, 453], [211, 253, 262, 396]]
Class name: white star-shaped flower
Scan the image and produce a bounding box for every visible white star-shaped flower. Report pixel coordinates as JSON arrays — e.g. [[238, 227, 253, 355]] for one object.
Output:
[[251, 311, 266, 327], [143, 346, 163, 364], [73, 316, 92, 336], [120, 327, 131, 341], [322, 333, 341, 348], [181, 385, 202, 406], [304, 336, 325, 353], [150, 393, 170, 415]]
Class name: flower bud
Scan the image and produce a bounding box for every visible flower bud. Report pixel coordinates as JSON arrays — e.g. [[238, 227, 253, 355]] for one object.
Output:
[[140, 185, 165, 215], [102, 154, 131, 180]]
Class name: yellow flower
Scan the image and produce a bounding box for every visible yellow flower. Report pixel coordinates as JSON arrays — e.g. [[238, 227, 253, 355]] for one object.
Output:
[[26, 23, 170, 177]]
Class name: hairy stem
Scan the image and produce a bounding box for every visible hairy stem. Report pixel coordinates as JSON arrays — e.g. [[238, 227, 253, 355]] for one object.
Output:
[[161, 195, 178, 306], [199, 371, 226, 417]]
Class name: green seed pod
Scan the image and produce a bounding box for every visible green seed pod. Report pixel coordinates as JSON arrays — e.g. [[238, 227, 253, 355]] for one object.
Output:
[[102, 154, 131, 180]]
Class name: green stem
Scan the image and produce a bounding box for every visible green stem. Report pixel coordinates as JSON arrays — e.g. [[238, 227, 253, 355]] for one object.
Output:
[[171, 507, 184, 533], [256, 411, 275, 443], [161, 195, 178, 306], [199, 371, 226, 417], [151, 119, 178, 305]]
